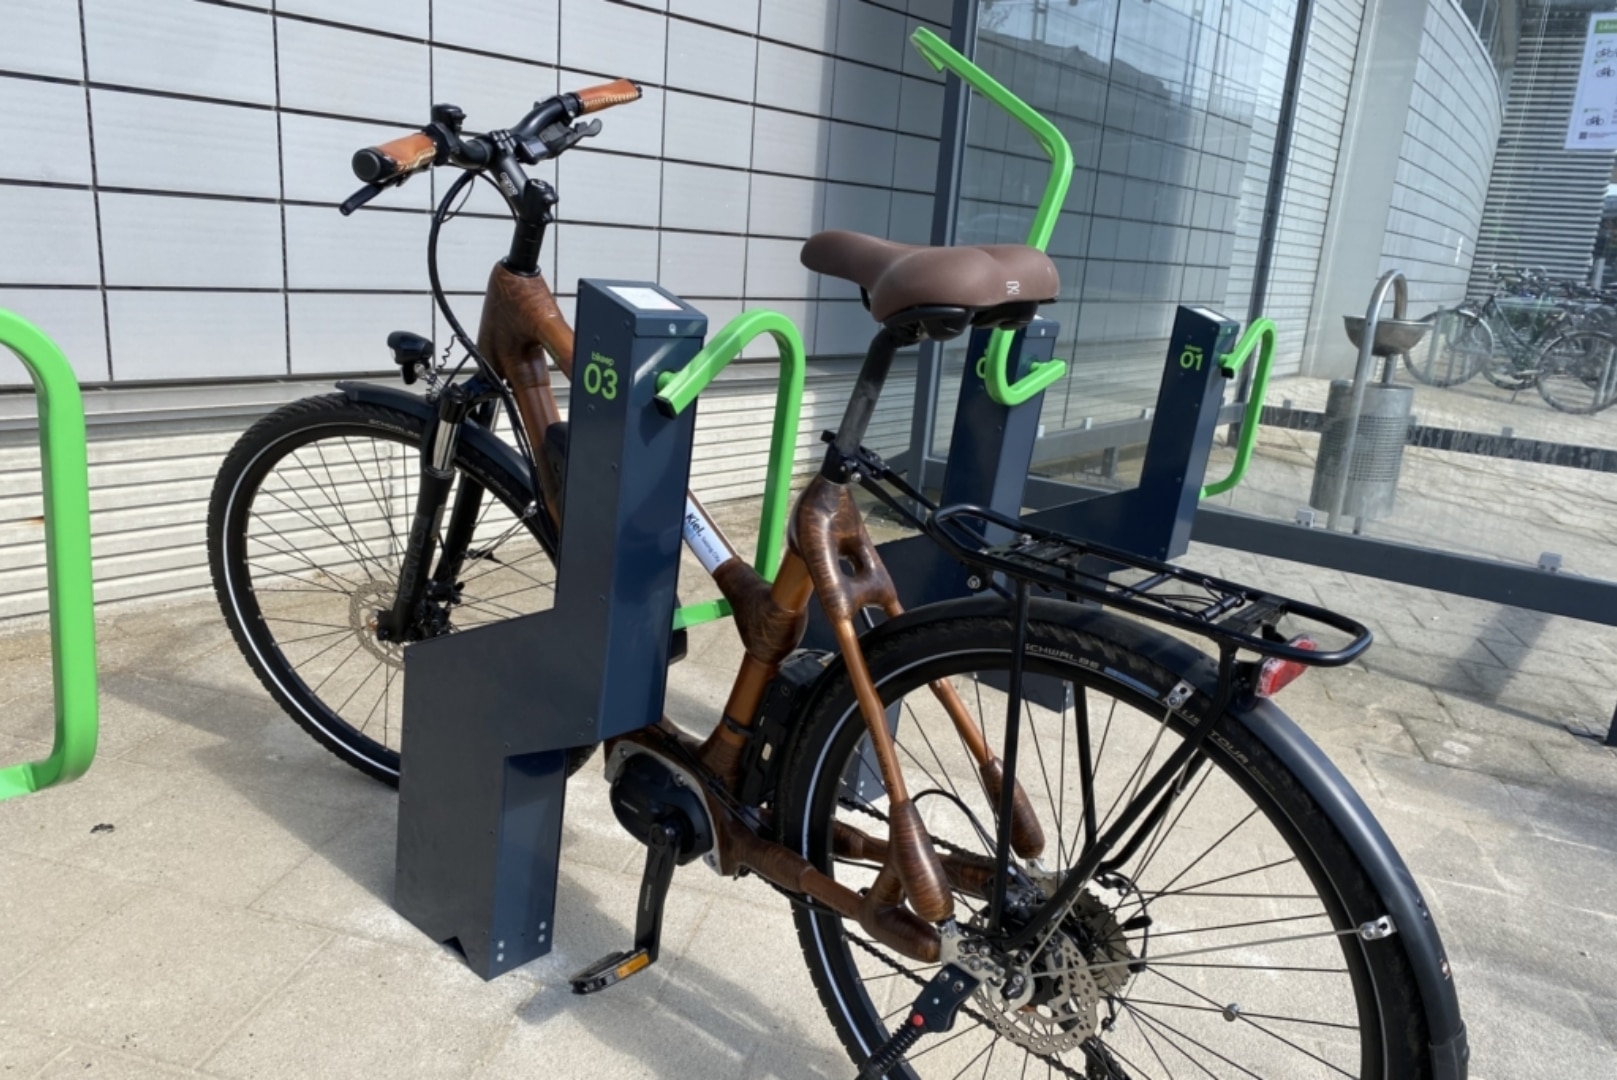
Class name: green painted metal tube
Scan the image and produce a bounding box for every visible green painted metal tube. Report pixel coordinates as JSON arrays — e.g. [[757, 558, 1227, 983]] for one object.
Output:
[[911, 26, 1071, 407], [0, 311, 98, 802], [1200, 317, 1277, 499], [657, 309, 807, 629]]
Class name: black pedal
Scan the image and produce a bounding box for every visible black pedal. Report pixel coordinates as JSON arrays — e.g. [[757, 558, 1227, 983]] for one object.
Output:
[[568, 947, 653, 995], [569, 817, 682, 995], [859, 963, 980, 1078]]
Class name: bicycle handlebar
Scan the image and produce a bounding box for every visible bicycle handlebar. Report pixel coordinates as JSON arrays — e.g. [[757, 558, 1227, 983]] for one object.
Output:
[[574, 78, 642, 114], [352, 131, 438, 184], [346, 77, 642, 196]]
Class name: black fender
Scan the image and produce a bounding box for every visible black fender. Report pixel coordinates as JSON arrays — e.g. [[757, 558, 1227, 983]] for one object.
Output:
[[798, 592, 1467, 1079], [336, 381, 537, 504]]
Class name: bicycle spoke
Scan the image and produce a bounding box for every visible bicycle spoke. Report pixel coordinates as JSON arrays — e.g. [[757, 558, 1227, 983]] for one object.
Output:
[[266, 452, 384, 580], [1145, 969, 1358, 1076], [309, 439, 390, 573], [1122, 1005, 1260, 1080]]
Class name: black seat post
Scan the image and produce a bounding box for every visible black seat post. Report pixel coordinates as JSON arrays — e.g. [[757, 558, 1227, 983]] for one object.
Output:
[[827, 326, 913, 468]]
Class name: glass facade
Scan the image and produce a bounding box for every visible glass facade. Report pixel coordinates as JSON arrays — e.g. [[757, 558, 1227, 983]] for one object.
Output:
[[925, 0, 1617, 592], [944, 0, 1297, 441]]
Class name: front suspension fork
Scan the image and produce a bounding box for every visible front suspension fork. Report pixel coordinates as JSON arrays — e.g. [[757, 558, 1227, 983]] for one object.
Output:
[[377, 385, 490, 642]]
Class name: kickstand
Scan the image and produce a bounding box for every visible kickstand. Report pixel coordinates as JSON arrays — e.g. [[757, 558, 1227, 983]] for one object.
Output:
[[859, 963, 980, 1078], [569, 816, 682, 994]]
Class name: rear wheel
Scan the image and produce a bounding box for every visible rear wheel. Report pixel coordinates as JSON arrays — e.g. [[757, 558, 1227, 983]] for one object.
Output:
[[1536, 330, 1617, 414], [779, 610, 1431, 1078], [208, 393, 578, 785]]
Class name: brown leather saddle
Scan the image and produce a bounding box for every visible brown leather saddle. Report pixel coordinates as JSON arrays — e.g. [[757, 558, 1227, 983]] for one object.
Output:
[[800, 229, 1060, 323]]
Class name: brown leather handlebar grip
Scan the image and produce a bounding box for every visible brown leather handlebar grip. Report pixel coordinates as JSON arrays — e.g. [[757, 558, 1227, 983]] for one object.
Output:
[[573, 78, 642, 115], [352, 131, 437, 184]]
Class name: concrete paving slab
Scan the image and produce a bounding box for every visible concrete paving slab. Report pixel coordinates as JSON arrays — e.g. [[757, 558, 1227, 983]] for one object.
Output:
[[1435, 688, 1578, 741], [0, 851, 142, 994], [1487, 830, 1617, 916], [1400, 716, 1560, 785], [1454, 663, 1612, 726], [1455, 967, 1611, 1080], [31, 1045, 202, 1079], [1360, 747, 1524, 822], [1482, 637, 1617, 688], [118, 687, 391, 817], [1320, 665, 1454, 718], [660, 880, 833, 1052], [740, 1036, 854, 1080], [0, 757, 181, 863], [1502, 779, 1617, 854], [0, 1025, 68, 1077], [245, 804, 435, 952], [1370, 805, 1505, 893], [199, 935, 531, 1080], [0, 890, 330, 1069], [1428, 879, 1617, 1003], [49, 772, 356, 908], [0, 655, 52, 711], [1534, 736, 1617, 790], [477, 983, 753, 1080], [1, 673, 198, 762]]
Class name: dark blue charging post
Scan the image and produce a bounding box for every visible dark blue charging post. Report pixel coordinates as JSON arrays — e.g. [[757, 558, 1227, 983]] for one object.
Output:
[[394, 280, 705, 979], [1027, 306, 1239, 561], [808, 305, 1239, 684]]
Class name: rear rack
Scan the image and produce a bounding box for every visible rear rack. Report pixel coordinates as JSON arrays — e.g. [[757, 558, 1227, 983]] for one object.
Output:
[[926, 504, 1371, 666]]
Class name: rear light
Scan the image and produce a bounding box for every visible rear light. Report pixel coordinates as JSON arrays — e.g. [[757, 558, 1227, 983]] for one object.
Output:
[[1255, 635, 1316, 698]]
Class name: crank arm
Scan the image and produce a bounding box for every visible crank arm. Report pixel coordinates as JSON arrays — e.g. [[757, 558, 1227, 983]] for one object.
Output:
[[569, 816, 680, 994]]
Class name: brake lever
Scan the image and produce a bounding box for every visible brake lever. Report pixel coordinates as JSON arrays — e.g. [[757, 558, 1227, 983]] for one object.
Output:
[[339, 182, 387, 216], [538, 118, 602, 158]]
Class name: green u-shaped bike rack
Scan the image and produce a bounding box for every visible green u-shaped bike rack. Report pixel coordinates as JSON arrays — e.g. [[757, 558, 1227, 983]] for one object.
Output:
[[658, 308, 806, 631], [0, 310, 97, 803]]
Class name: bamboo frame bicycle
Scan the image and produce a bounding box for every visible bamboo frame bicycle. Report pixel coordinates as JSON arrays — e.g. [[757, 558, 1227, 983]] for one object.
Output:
[[207, 32, 1466, 1079]]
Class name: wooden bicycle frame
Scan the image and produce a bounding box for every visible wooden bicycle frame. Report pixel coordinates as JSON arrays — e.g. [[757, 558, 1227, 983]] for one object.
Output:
[[473, 261, 1047, 964]]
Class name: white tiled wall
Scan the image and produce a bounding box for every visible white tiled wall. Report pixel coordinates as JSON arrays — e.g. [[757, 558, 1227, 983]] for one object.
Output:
[[0, 0, 950, 386]]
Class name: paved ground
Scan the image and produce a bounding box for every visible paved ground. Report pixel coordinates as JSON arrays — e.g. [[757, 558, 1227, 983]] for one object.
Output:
[[2, 494, 1617, 1078], [1210, 373, 1617, 582]]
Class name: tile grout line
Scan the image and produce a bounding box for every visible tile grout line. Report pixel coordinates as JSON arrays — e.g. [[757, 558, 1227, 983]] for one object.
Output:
[[21, 1041, 74, 1080], [0, 868, 146, 972], [75, 0, 113, 381], [271, 0, 291, 377], [188, 929, 338, 1072]]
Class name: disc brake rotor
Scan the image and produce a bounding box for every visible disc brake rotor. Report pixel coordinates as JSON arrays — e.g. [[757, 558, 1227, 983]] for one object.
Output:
[[971, 889, 1137, 1056], [349, 581, 405, 670]]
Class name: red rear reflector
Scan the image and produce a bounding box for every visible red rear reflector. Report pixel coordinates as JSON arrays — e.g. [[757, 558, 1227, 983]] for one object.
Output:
[[1256, 635, 1316, 698]]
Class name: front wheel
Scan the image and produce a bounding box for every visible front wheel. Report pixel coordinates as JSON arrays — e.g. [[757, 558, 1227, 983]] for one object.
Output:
[[208, 393, 573, 785], [778, 608, 1433, 1078], [1536, 330, 1617, 414], [1407, 310, 1489, 387]]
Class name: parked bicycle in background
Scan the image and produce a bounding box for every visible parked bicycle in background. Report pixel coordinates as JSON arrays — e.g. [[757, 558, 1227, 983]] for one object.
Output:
[[1407, 264, 1617, 412]]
